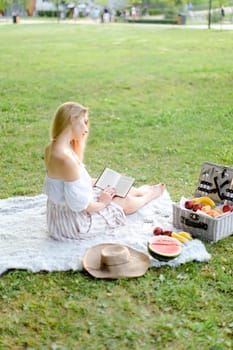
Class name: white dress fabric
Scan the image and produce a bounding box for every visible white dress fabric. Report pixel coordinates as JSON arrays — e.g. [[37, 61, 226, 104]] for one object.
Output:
[[44, 165, 126, 240]]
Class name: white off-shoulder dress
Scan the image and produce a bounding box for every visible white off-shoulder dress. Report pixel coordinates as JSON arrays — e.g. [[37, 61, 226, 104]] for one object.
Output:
[[44, 164, 126, 240]]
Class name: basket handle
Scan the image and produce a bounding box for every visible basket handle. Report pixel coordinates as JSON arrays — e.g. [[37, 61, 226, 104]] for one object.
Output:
[[181, 216, 208, 230]]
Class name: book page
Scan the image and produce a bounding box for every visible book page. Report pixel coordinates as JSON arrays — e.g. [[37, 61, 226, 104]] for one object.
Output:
[[116, 176, 135, 197], [95, 168, 120, 190]]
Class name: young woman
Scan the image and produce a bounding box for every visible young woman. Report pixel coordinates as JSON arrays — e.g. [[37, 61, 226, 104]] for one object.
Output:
[[44, 102, 166, 240]]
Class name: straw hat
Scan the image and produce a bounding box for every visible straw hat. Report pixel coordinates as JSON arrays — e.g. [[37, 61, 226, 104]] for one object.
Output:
[[83, 243, 150, 279]]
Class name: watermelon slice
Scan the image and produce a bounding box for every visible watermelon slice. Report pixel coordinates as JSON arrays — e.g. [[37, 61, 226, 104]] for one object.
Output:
[[148, 235, 182, 261]]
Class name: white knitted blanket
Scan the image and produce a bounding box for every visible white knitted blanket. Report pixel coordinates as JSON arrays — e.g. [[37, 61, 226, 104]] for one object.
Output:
[[0, 190, 211, 275]]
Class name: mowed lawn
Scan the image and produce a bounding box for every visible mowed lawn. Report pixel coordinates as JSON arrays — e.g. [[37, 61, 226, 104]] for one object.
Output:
[[0, 22, 232, 349]]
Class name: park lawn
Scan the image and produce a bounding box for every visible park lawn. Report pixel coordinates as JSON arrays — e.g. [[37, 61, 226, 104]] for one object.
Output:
[[0, 22, 232, 349]]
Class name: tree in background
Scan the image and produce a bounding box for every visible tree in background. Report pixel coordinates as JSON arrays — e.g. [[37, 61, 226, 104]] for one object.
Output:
[[0, 0, 32, 15], [0, 0, 9, 14]]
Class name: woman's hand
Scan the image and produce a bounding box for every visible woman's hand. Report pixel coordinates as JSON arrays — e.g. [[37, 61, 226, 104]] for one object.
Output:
[[99, 186, 116, 206], [86, 186, 116, 214]]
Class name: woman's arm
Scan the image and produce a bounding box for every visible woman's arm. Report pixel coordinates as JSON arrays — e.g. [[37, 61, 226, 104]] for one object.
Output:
[[86, 186, 116, 214], [85, 201, 106, 214]]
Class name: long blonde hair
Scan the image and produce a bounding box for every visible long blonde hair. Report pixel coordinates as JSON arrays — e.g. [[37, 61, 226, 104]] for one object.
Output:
[[50, 101, 89, 160]]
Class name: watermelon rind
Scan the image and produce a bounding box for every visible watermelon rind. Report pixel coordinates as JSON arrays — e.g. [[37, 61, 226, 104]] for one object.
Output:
[[147, 247, 176, 261], [147, 235, 182, 261]]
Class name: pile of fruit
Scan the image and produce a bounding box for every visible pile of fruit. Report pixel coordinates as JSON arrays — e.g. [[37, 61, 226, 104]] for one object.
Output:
[[148, 226, 193, 261], [184, 196, 233, 217], [153, 226, 192, 243]]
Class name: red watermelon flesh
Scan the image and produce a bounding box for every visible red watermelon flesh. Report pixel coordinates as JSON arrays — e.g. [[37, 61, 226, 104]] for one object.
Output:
[[148, 235, 182, 260]]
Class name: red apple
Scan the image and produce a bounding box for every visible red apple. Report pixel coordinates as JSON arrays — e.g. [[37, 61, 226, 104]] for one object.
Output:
[[185, 200, 194, 210], [222, 204, 233, 213], [163, 230, 172, 237], [193, 203, 203, 212], [153, 227, 164, 236]]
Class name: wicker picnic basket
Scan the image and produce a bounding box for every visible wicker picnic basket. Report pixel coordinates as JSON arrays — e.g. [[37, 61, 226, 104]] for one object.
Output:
[[173, 162, 233, 242]]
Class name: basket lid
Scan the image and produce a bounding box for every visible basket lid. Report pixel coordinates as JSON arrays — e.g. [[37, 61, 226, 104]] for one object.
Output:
[[194, 162, 233, 204]]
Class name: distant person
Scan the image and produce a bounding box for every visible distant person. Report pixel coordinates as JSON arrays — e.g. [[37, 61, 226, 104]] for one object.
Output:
[[221, 7, 225, 19], [120, 10, 126, 21], [103, 8, 110, 23], [188, 2, 194, 19], [110, 9, 116, 22], [100, 9, 104, 23], [92, 8, 100, 22], [43, 101, 166, 240], [131, 6, 137, 19], [73, 7, 78, 19]]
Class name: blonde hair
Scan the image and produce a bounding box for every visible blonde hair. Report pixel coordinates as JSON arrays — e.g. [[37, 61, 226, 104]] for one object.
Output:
[[51, 101, 88, 141], [50, 101, 89, 161]]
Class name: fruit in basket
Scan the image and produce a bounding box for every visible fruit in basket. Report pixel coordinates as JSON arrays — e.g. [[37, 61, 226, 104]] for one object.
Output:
[[184, 196, 224, 217], [209, 209, 221, 217], [148, 236, 182, 261], [193, 203, 203, 212], [192, 196, 215, 208], [185, 200, 194, 210], [200, 205, 222, 217], [201, 205, 212, 213], [153, 227, 164, 236], [222, 204, 233, 213]]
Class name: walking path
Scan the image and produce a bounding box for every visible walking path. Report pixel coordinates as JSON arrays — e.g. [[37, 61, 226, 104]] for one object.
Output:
[[1, 17, 233, 30]]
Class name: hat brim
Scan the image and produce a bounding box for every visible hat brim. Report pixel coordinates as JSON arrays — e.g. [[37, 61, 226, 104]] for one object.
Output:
[[83, 243, 150, 279]]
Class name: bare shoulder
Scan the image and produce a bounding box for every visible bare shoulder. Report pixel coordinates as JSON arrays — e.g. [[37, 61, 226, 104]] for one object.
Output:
[[45, 145, 80, 181], [60, 155, 81, 181]]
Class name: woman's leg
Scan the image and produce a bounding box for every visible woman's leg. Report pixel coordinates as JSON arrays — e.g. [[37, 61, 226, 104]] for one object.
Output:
[[129, 184, 159, 197], [113, 183, 166, 215]]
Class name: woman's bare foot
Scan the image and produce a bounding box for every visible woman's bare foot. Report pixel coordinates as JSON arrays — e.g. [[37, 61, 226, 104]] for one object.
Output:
[[113, 183, 166, 215], [130, 184, 166, 198], [148, 183, 166, 201]]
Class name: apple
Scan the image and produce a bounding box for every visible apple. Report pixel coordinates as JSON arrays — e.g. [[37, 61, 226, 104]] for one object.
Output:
[[185, 200, 194, 210], [163, 230, 172, 237], [193, 203, 203, 212], [222, 204, 233, 213], [153, 227, 164, 236]]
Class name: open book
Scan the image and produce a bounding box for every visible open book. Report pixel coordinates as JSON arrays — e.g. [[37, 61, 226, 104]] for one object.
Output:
[[94, 168, 135, 198]]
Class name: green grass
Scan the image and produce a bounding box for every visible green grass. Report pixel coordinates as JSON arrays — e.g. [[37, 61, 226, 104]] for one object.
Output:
[[0, 23, 232, 349]]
